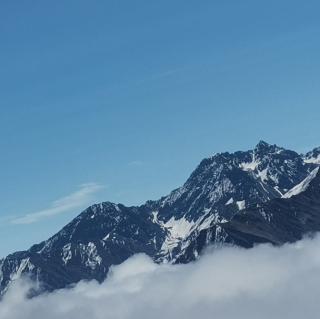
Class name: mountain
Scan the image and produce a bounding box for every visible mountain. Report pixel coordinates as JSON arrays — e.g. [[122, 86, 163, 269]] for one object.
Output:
[[1, 141, 320, 296]]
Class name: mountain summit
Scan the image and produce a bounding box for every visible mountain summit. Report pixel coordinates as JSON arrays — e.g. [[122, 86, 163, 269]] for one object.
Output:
[[1, 141, 320, 296]]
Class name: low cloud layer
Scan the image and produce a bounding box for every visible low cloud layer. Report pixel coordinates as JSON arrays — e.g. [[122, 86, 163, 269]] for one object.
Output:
[[2, 235, 320, 319], [11, 183, 104, 224]]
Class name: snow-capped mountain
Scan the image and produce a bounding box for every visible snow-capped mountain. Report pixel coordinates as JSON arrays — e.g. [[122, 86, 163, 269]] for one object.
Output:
[[304, 147, 320, 164], [1, 141, 320, 296]]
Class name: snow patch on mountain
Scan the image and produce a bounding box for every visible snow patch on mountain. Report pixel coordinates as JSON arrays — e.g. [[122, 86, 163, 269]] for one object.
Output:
[[10, 258, 35, 281], [79, 242, 102, 270], [236, 200, 246, 210], [257, 168, 269, 182], [239, 159, 260, 171], [152, 212, 195, 256], [208, 178, 235, 203], [283, 167, 319, 199], [225, 197, 234, 205], [304, 155, 320, 165], [62, 244, 72, 265], [152, 210, 227, 260]]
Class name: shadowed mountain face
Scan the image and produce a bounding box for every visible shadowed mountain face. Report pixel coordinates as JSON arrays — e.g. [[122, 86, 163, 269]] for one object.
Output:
[[1, 141, 320, 296]]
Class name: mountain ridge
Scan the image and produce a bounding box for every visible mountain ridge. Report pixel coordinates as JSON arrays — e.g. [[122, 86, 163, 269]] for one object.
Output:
[[1, 141, 320, 296]]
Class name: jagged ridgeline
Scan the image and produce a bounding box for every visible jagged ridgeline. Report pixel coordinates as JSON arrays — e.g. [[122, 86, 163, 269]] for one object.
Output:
[[1, 141, 320, 296]]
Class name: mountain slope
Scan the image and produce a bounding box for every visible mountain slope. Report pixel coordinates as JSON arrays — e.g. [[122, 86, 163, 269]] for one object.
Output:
[[1, 141, 320, 296], [222, 166, 320, 247]]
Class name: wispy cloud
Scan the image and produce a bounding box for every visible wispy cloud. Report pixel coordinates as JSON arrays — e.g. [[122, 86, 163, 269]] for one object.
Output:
[[11, 183, 104, 225]]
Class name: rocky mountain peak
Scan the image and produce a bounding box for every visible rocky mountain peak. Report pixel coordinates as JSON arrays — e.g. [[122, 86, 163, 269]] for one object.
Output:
[[254, 140, 279, 153], [1, 141, 320, 297]]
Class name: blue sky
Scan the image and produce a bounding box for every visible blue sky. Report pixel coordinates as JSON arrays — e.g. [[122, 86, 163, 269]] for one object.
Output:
[[1, 0, 320, 257]]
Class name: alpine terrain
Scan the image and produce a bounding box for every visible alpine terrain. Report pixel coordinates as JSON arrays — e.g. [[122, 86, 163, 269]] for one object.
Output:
[[1, 141, 320, 296]]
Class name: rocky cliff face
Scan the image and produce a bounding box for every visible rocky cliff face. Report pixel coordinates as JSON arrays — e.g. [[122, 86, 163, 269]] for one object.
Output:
[[1, 141, 320, 296]]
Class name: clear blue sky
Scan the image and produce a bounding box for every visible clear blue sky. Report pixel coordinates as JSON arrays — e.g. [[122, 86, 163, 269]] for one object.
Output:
[[1, 0, 320, 257]]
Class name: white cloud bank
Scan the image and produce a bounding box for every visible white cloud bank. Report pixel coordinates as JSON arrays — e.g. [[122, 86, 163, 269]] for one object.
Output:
[[2, 235, 320, 319], [11, 183, 104, 225]]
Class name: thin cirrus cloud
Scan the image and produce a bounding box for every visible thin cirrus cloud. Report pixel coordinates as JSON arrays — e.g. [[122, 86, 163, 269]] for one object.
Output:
[[10, 183, 105, 225]]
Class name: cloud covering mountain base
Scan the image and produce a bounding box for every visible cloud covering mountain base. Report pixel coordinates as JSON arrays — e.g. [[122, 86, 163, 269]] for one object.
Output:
[[2, 235, 320, 319]]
